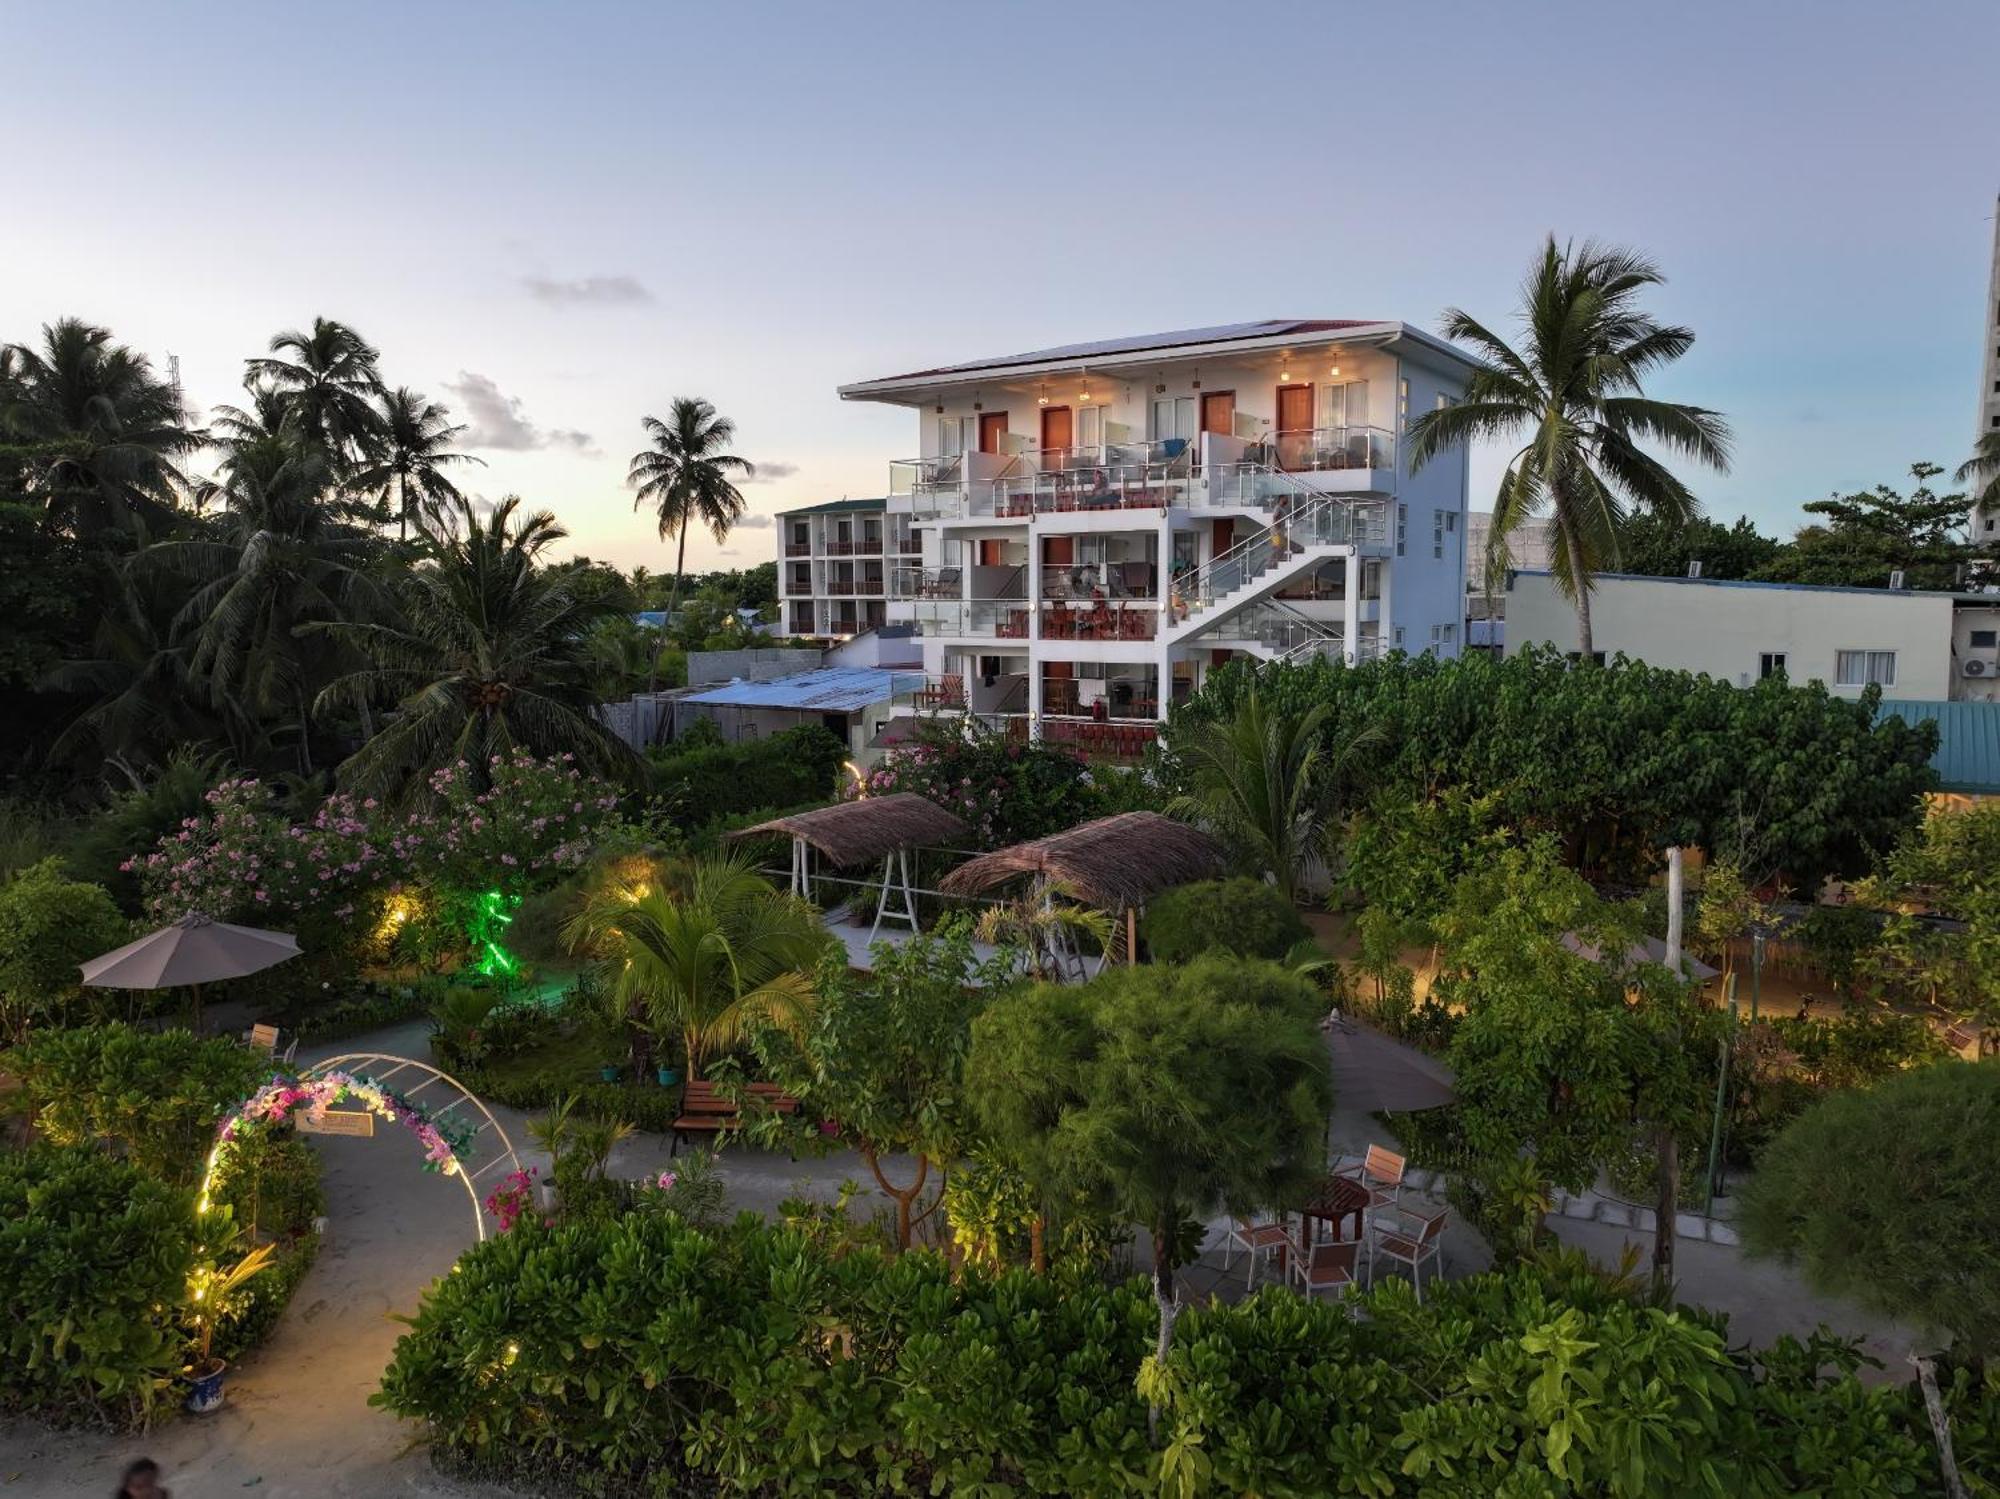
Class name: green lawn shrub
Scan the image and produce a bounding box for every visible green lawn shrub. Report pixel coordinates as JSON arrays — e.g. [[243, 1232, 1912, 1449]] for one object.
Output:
[[1142, 877, 1310, 963], [0, 1146, 195, 1428], [645, 724, 847, 829], [377, 1213, 1999, 1497], [5, 1023, 267, 1185], [0, 858, 129, 1039]]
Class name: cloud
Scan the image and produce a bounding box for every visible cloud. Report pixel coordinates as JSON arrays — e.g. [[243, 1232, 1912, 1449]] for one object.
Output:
[[740, 460, 799, 485], [522, 273, 652, 306], [444, 372, 596, 454], [735, 512, 774, 528]]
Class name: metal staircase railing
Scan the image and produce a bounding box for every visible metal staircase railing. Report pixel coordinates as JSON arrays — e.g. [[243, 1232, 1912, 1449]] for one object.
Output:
[[1167, 470, 1386, 637]]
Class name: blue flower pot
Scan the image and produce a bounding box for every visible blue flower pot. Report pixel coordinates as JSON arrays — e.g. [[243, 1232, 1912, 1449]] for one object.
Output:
[[599, 1065, 621, 1083], [185, 1359, 228, 1414], [657, 1066, 681, 1087]]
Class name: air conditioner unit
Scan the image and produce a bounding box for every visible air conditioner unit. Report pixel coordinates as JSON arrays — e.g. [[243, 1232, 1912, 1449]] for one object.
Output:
[[1963, 658, 1993, 678], [1889, 570, 1907, 590], [1687, 560, 1703, 578]]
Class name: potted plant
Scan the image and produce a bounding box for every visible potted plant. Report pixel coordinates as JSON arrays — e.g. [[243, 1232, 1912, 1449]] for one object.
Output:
[[183, 1241, 277, 1413], [599, 1062, 622, 1082]]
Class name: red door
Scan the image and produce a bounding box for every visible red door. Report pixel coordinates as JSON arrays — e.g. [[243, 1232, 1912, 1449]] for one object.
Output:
[[1276, 384, 1314, 468], [979, 411, 1009, 453], [1200, 391, 1236, 436], [1040, 405, 1073, 463]]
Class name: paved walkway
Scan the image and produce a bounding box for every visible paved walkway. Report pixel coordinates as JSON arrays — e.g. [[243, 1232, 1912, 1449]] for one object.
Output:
[[0, 1018, 1918, 1496]]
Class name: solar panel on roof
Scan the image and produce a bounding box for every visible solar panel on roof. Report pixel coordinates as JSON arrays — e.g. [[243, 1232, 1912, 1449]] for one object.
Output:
[[866, 319, 1381, 384]]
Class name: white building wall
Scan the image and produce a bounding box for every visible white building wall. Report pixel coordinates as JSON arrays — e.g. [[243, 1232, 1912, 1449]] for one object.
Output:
[[1950, 603, 2000, 703], [1505, 572, 1957, 700]]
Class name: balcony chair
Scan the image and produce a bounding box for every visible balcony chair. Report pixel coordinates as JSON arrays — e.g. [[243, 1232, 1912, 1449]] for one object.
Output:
[[921, 567, 961, 598], [1220, 1216, 1292, 1291], [1368, 1206, 1448, 1303]]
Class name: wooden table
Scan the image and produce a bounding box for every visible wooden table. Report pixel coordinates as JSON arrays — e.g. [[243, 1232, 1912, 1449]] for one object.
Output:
[[1299, 1174, 1370, 1246]]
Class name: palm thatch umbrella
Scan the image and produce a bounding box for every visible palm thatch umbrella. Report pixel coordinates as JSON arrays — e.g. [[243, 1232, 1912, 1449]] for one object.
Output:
[[81, 912, 301, 1032]]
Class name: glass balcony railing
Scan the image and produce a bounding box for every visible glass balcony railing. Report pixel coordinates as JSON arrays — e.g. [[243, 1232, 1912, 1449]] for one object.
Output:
[[1268, 425, 1395, 474], [908, 599, 1033, 638]]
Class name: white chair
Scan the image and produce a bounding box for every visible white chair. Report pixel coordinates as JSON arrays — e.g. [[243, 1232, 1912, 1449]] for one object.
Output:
[[1368, 1205, 1448, 1303], [1338, 1144, 1406, 1209], [1289, 1233, 1361, 1302], [1220, 1216, 1292, 1292]]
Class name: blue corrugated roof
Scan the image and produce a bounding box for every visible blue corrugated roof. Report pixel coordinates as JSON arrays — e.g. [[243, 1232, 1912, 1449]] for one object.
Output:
[[682, 667, 922, 713], [1875, 699, 2000, 794]]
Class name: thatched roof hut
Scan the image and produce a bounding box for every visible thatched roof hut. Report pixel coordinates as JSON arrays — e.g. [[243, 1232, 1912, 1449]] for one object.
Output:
[[728, 793, 967, 869], [937, 812, 1226, 911]]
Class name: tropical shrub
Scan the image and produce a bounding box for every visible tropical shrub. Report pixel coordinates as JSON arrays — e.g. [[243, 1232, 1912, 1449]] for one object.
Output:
[[1739, 1059, 2000, 1362], [0, 858, 129, 1038], [857, 724, 1101, 848], [1142, 877, 1310, 964], [646, 723, 846, 828], [1164, 649, 1937, 887], [5, 1023, 267, 1185], [376, 1213, 2000, 1496], [0, 1146, 195, 1428]]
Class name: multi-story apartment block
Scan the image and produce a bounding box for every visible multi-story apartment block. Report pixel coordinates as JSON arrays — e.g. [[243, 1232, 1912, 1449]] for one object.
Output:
[[774, 497, 917, 638], [1976, 193, 2000, 542], [836, 319, 1478, 755]]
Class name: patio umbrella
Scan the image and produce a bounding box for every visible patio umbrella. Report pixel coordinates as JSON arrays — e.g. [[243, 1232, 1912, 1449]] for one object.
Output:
[[81, 912, 300, 1031], [1322, 1011, 1456, 1114]]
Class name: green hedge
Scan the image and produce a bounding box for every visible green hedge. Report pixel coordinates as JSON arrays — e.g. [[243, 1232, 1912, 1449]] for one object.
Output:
[[4, 1023, 268, 1185], [645, 724, 847, 829], [1142, 877, 1310, 964], [377, 1213, 2000, 1497], [0, 858, 130, 1037], [0, 1146, 195, 1428]]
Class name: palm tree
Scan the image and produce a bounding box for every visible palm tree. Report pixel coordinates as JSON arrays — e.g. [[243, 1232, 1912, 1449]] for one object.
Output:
[[144, 435, 386, 775], [0, 318, 199, 538], [244, 318, 385, 470], [564, 851, 824, 1079], [627, 398, 755, 614], [347, 386, 482, 539], [312, 495, 635, 798], [1167, 685, 1383, 902], [1955, 431, 2000, 526], [973, 880, 1116, 981], [1406, 237, 1732, 656]]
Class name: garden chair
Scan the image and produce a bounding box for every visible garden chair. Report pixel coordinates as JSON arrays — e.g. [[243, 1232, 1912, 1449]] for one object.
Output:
[[1368, 1205, 1448, 1302], [1338, 1144, 1406, 1208], [1220, 1216, 1291, 1291], [1289, 1232, 1360, 1302]]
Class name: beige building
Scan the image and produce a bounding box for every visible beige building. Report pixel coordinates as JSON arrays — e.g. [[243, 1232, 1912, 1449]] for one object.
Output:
[[1505, 570, 2000, 703]]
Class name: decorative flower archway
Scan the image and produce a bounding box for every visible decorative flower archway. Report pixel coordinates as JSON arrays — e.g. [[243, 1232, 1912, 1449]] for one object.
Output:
[[198, 1054, 522, 1241]]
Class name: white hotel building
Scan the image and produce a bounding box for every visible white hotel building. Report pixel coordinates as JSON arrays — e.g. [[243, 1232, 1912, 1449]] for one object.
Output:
[[837, 320, 1478, 756]]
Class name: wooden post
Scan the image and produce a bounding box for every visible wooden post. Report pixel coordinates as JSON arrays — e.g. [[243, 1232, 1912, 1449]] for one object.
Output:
[[1911, 1353, 1970, 1499], [1126, 905, 1138, 965]]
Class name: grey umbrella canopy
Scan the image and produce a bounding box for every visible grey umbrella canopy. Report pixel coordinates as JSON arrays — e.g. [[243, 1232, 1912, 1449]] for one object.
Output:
[[81, 912, 300, 990], [1323, 1011, 1457, 1114]]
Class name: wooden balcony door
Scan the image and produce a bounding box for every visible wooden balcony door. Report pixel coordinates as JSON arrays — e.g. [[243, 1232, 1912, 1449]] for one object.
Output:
[[1200, 390, 1236, 436], [1040, 405, 1073, 465], [1276, 383, 1314, 468], [979, 411, 1009, 453]]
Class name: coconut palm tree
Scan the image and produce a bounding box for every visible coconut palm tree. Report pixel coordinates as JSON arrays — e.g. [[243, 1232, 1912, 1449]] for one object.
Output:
[[312, 494, 635, 798], [627, 398, 755, 614], [144, 435, 386, 775], [244, 317, 385, 470], [1406, 237, 1732, 656], [0, 318, 199, 538], [347, 386, 483, 539], [1167, 685, 1383, 903], [1956, 431, 2000, 524], [564, 851, 824, 1079]]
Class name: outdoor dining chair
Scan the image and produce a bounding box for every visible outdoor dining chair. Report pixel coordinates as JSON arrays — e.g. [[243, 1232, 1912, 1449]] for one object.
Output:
[[1368, 1205, 1448, 1303], [1220, 1216, 1292, 1291], [1338, 1144, 1407, 1209], [1289, 1233, 1361, 1302]]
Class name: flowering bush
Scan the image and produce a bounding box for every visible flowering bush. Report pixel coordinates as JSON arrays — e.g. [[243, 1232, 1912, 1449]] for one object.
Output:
[[854, 730, 1101, 849], [127, 755, 626, 958], [485, 1167, 548, 1234]]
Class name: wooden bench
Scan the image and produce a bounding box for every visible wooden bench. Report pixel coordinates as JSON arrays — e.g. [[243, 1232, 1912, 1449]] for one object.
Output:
[[671, 1079, 800, 1156]]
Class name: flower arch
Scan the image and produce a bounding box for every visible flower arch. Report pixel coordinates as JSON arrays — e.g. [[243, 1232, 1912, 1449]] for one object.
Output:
[[198, 1054, 521, 1241]]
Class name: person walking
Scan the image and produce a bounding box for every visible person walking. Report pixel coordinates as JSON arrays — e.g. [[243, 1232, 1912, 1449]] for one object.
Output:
[[115, 1458, 169, 1499]]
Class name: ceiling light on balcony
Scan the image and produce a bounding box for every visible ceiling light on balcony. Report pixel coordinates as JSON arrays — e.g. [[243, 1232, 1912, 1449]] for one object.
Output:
[[1079, 390, 1091, 403], [1329, 364, 1341, 377], [1280, 368, 1292, 383]]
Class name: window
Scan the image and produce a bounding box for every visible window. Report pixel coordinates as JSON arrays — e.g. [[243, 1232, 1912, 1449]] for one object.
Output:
[[1835, 650, 1896, 687], [1397, 378, 1410, 430], [1428, 622, 1457, 654], [1432, 509, 1446, 559], [1396, 504, 1407, 557], [1758, 652, 1787, 680], [1149, 396, 1197, 443], [1077, 404, 1103, 454], [1971, 629, 1999, 648], [1393, 626, 1405, 649], [1317, 379, 1370, 431]]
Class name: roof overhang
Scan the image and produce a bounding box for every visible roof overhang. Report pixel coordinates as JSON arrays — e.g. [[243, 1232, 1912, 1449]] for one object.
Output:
[[839, 322, 1483, 407]]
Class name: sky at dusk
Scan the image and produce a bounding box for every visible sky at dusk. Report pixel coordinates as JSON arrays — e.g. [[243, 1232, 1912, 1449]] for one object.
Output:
[[5, 0, 1997, 571]]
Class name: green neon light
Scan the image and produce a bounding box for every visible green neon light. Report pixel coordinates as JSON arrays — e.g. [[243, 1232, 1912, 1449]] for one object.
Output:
[[468, 889, 521, 978]]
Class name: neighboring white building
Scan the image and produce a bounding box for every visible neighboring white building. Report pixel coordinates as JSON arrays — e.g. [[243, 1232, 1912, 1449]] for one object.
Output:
[[775, 497, 916, 639], [1466, 512, 1556, 577], [836, 319, 1479, 755], [1505, 570, 2000, 703]]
